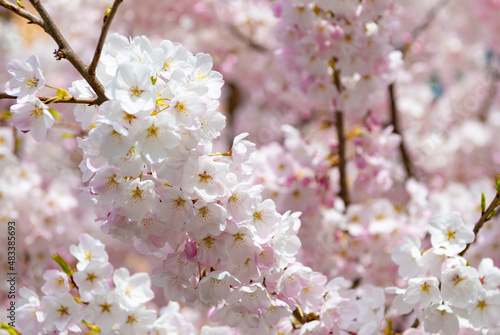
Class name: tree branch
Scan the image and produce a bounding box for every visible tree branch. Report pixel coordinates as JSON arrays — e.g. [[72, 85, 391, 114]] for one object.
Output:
[[26, 0, 107, 104], [0, 0, 43, 25], [402, 0, 451, 56], [335, 110, 350, 208], [389, 82, 416, 180], [1, 92, 99, 105], [227, 23, 268, 53], [88, 0, 123, 78], [459, 193, 500, 257]]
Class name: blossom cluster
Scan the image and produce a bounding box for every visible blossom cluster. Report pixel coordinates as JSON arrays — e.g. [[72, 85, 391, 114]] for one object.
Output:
[[389, 212, 500, 334], [273, 0, 402, 119], [16, 233, 197, 335]]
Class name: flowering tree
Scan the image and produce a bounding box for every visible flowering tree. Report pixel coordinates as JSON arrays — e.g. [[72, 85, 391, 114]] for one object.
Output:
[[1, 0, 500, 334]]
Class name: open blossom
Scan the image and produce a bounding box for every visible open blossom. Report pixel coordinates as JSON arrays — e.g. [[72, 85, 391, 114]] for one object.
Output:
[[69, 233, 109, 271], [5, 55, 45, 97], [40, 293, 84, 332], [428, 211, 474, 254], [10, 96, 54, 141], [113, 267, 155, 308], [391, 234, 424, 279], [105, 62, 157, 114], [441, 266, 482, 308], [41, 270, 70, 296]]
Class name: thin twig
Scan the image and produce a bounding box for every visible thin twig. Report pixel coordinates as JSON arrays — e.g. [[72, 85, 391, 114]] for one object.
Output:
[[27, 0, 107, 104], [0, 0, 43, 25], [389, 83, 415, 180], [0, 92, 99, 105], [459, 193, 500, 257], [88, 0, 123, 78], [335, 110, 350, 208]]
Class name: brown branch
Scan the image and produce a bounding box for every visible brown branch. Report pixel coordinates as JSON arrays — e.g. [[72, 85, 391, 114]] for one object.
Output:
[[389, 83, 416, 180], [0, 0, 43, 25], [459, 193, 500, 257], [478, 72, 500, 122], [26, 0, 107, 104], [88, 0, 123, 78], [335, 110, 350, 208], [1, 92, 99, 105], [227, 24, 268, 53], [402, 0, 451, 57]]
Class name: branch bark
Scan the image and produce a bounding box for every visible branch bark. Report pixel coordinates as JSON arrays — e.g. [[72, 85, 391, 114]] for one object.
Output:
[[0, 0, 43, 25], [389, 83, 415, 180], [1, 92, 99, 105], [88, 0, 123, 78], [335, 110, 350, 208], [27, 0, 107, 104], [459, 193, 500, 257]]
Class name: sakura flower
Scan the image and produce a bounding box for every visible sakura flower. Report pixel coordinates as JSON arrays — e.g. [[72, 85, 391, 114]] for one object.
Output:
[[73, 261, 113, 302], [166, 91, 207, 128], [441, 266, 482, 308], [391, 234, 424, 279], [156, 187, 194, 231], [10, 96, 54, 141], [41, 270, 70, 296], [69, 79, 97, 129], [190, 53, 224, 99], [422, 303, 459, 335], [117, 178, 158, 221], [231, 133, 256, 175], [40, 293, 84, 332], [182, 156, 231, 201], [89, 119, 130, 162], [16, 288, 43, 334], [185, 200, 227, 239], [403, 277, 441, 310], [428, 211, 474, 254], [106, 62, 157, 114], [113, 267, 155, 308], [135, 113, 180, 163], [468, 290, 500, 328], [478, 258, 500, 289], [5, 55, 45, 97], [120, 305, 157, 335], [84, 292, 126, 333], [198, 271, 240, 306], [69, 233, 109, 271], [249, 199, 281, 242], [197, 234, 229, 266]]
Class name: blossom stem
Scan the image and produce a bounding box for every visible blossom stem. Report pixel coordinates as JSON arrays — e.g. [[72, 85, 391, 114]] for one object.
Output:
[[0, 92, 99, 105], [459, 192, 500, 257], [88, 0, 123, 79], [389, 83, 415, 180], [335, 110, 350, 208]]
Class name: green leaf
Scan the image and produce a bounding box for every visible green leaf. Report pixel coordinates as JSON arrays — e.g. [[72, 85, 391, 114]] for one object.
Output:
[[52, 253, 74, 276], [488, 209, 498, 221], [151, 76, 157, 85], [496, 173, 500, 194], [15, 0, 23, 7], [0, 323, 19, 335], [48, 108, 62, 121], [481, 193, 486, 212]]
